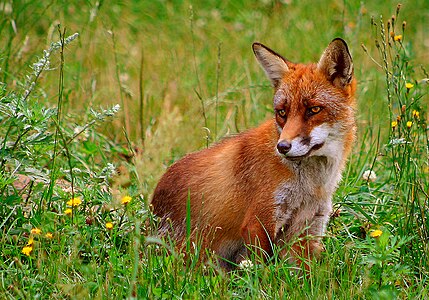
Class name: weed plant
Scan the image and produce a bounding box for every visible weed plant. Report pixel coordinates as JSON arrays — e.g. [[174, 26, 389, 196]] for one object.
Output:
[[0, 1, 428, 299]]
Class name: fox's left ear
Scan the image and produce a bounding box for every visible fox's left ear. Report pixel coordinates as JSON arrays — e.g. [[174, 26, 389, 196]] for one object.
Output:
[[317, 38, 353, 89]]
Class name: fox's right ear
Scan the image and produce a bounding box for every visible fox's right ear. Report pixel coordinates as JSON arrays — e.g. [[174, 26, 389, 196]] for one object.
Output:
[[253, 43, 290, 88]]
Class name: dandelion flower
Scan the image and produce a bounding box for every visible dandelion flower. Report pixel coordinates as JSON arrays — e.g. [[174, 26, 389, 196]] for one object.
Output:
[[27, 237, 34, 246], [64, 208, 73, 216], [391, 121, 398, 129], [370, 229, 383, 238], [22, 246, 33, 256], [394, 35, 402, 41], [238, 259, 254, 270], [412, 110, 420, 118], [45, 232, 53, 239], [106, 222, 114, 230], [67, 197, 82, 207], [31, 228, 41, 235], [407, 121, 413, 128], [362, 170, 377, 182], [405, 82, 414, 89], [121, 196, 132, 205]]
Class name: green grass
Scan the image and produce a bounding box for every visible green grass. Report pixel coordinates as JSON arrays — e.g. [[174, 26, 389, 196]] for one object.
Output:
[[0, 1, 428, 298]]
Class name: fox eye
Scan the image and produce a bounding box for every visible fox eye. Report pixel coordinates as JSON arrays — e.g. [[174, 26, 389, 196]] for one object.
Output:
[[277, 109, 287, 118], [307, 106, 323, 116]]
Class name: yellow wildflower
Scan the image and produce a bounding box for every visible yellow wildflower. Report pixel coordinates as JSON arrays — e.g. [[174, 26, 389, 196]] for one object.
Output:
[[407, 121, 413, 128], [370, 229, 383, 238], [412, 110, 420, 118], [391, 121, 398, 129], [27, 237, 34, 246], [405, 82, 414, 89], [64, 208, 73, 216], [394, 35, 402, 41], [106, 222, 114, 230], [45, 232, 53, 239], [30, 228, 41, 235], [67, 197, 82, 207], [22, 246, 33, 256], [121, 196, 132, 205]]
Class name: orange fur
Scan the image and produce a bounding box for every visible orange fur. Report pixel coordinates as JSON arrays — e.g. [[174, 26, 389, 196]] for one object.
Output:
[[152, 38, 356, 269]]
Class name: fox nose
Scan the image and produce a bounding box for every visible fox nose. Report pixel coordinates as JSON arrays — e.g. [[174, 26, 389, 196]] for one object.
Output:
[[277, 140, 291, 155]]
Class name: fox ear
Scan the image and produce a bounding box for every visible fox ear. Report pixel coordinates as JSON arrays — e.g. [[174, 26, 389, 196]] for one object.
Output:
[[253, 43, 290, 88], [317, 38, 353, 89]]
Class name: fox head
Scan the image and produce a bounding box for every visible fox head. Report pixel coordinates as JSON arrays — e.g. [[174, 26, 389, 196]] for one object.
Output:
[[253, 38, 356, 160]]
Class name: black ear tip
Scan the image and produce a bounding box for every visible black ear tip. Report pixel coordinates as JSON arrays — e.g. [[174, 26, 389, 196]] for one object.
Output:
[[331, 37, 346, 44], [332, 37, 346, 43], [331, 38, 350, 50], [252, 42, 264, 51], [330, 38, 352, 58]]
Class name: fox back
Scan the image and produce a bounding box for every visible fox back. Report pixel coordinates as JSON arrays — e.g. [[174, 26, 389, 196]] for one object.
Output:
[[152, 38, 356, 269]]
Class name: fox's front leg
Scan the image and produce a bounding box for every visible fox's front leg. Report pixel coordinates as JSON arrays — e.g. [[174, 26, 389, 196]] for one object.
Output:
[[307, 199, 332, 252], [289, 200, 332, 269], [240, 207, 275, 262]]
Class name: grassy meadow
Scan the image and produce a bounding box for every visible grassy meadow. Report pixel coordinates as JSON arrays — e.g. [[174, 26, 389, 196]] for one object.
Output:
[[0, 0, 428, 298]]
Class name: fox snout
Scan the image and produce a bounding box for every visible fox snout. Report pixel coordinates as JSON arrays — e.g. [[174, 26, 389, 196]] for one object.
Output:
[[276, 138, 324, 158], [276, 140, 292, 154], [276, 125, 330, 159]]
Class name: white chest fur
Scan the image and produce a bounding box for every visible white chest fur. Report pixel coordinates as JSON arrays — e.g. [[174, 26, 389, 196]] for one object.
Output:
[[273, 156, 342, 239]]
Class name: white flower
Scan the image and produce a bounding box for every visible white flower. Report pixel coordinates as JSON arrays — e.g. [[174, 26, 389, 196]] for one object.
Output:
[[389, 138, 411, 145], [238, 259, 254, 270], [362, 170, 377, 182]]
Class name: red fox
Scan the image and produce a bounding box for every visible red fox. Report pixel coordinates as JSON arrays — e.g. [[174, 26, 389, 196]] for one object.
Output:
[[152, 38, 356, 269]]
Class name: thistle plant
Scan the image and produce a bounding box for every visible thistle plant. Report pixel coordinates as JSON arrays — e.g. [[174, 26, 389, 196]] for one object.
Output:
[[0, 29, 127, 260]]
